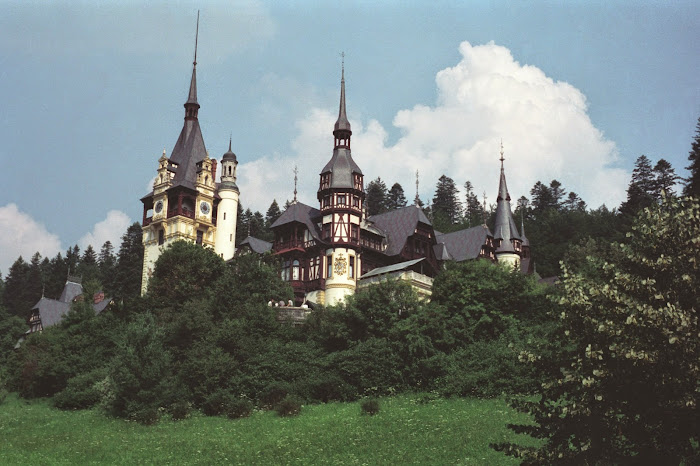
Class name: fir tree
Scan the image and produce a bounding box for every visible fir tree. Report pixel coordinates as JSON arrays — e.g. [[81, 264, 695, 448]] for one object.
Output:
[[387, 183, 407, 211], [113, 223, 143, 301], [620, 155, 655, 216], [366, 177, 389, 216], [463, 181, 482, 227], [432, 175, 462, 224], [563, 192, 586, 211], [265, 200, 282, 228], [683, 116, 700, 198], [98, 241, 117, 294], [652, 158, 680, 199]]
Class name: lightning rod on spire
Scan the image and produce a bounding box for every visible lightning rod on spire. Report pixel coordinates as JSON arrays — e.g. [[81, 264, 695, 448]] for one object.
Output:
[[193, 10, 200, 66]]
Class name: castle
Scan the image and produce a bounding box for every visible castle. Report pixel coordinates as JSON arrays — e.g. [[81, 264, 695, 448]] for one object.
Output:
[[140, 37, 531, 303]]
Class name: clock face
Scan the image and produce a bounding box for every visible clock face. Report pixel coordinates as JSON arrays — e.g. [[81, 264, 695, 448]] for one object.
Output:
[[200, 201, 211, 215], [154, 200, 163, 214]]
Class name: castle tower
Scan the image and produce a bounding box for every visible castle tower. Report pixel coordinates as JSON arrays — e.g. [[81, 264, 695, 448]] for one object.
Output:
[[492, 143, 523, 268], [317, 61, 365, 304], [214, 138, 240, 260], [140, 14, 219, 294]]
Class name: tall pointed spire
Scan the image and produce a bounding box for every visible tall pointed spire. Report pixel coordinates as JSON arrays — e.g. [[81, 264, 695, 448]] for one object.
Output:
[[333, 52, 351, 147], [493, 141, 521, 254], [185, 11, 200, 118]]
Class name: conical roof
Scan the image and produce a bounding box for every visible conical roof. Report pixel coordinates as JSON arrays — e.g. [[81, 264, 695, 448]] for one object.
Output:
[[493, 148, 521, 253], [334, 64, 351, 134]]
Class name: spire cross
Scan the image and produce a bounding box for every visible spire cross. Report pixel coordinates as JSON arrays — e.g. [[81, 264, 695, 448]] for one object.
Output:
[[482, 191, 488, 226], [193, 10, 200, 66], [293, 165, 298, 203]]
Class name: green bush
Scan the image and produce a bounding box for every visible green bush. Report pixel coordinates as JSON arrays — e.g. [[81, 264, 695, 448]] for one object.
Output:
[[259, 382, 290, 409], [169, 400, 192, 420], [360, 398, 380, 415], [202, 389, 236, 416], [275, 395, 302, 417], [53, 368, 108, 410], [225, 398, 254, 419]]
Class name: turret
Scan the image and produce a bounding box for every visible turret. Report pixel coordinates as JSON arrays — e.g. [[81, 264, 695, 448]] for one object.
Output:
[[317, 60, 364, 304], [492, 143, 522, 268], [214, 138, 240, 260]]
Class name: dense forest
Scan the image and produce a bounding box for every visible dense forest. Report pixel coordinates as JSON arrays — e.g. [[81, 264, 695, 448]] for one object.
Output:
[[0, 118, 698, 463]]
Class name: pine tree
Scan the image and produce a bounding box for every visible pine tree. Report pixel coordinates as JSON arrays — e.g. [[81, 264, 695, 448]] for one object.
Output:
[[237, 207, 253, 244], [3, 256, 30, 317], [463, 181, 482, 227], [366, 177, 389, 216], [265, 200, 282, 229], [620, 155, 655, 216], [387, 183, 407, 211], [530, 181, 556, 213], [563, 192, 586, 211], [113, 222, 143, 301], [683, 116, 700, 198], [235, 203, 248, 245], [78, 245, 99, 283], [549, 180, 566, 209], [652, 158, 680, 199], [98, 241, 117, 294], [432, 175, 462, 224]]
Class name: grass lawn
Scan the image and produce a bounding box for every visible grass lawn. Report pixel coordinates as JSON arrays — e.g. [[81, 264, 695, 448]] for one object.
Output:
[[0, 393, 537, 465]]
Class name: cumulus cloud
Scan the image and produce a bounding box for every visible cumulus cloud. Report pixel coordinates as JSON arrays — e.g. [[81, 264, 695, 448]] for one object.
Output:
[[78, 210, 132, 252], [0, 204, 62, 276], [241, 41, 628, 213]]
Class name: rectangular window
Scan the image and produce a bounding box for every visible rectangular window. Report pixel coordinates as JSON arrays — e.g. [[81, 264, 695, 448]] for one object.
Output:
[[351, 225, 359, 242], [349, 256, 355, 278], [323, 223, 331, 239], [353, 196, 360, 207], [327, 255, 333, 278], [196, 230, 203, 245], [337, 194, 346, 206], [223, 212, 226, 220], [158, 229, 164, 245]]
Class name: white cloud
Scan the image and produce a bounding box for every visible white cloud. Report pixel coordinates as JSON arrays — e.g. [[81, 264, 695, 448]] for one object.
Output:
[[235, 41, 628, 214], [78, 210, 132, 252], [0, 204, 62, 277]]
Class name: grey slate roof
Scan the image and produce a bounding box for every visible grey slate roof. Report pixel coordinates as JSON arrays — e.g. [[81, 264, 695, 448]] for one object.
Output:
[[436, 225, 491, 262], [320, 147, 362, 189], [59, 280, 83, 303], [360, 258, 425, 279], [366, 205, 432, 257], [169, 63, 207, 191], [270, 202, 323, 241], [32, 298, 71, 328], [239, 236, 273, 254], [31, 280, 112, 331], [493, 163, 521, 252], [334, 67, 351, 134]]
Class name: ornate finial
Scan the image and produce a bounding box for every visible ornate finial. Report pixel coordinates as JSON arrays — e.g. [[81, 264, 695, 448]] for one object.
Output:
[[228, 133, 232, 152], [293, 165, 298, 203], [499, 139, 505, 168], [341, 51, 345, 79], [193, 10, 200, 67], [415, 169, 420, 205], [482, 191, 488, 227]]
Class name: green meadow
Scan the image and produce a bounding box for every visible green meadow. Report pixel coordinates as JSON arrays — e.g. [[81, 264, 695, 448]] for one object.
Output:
[[0, 394, 537, 465]]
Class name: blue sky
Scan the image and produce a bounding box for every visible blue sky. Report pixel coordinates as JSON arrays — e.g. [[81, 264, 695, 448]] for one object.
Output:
[[0, 0, 698, 275]]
